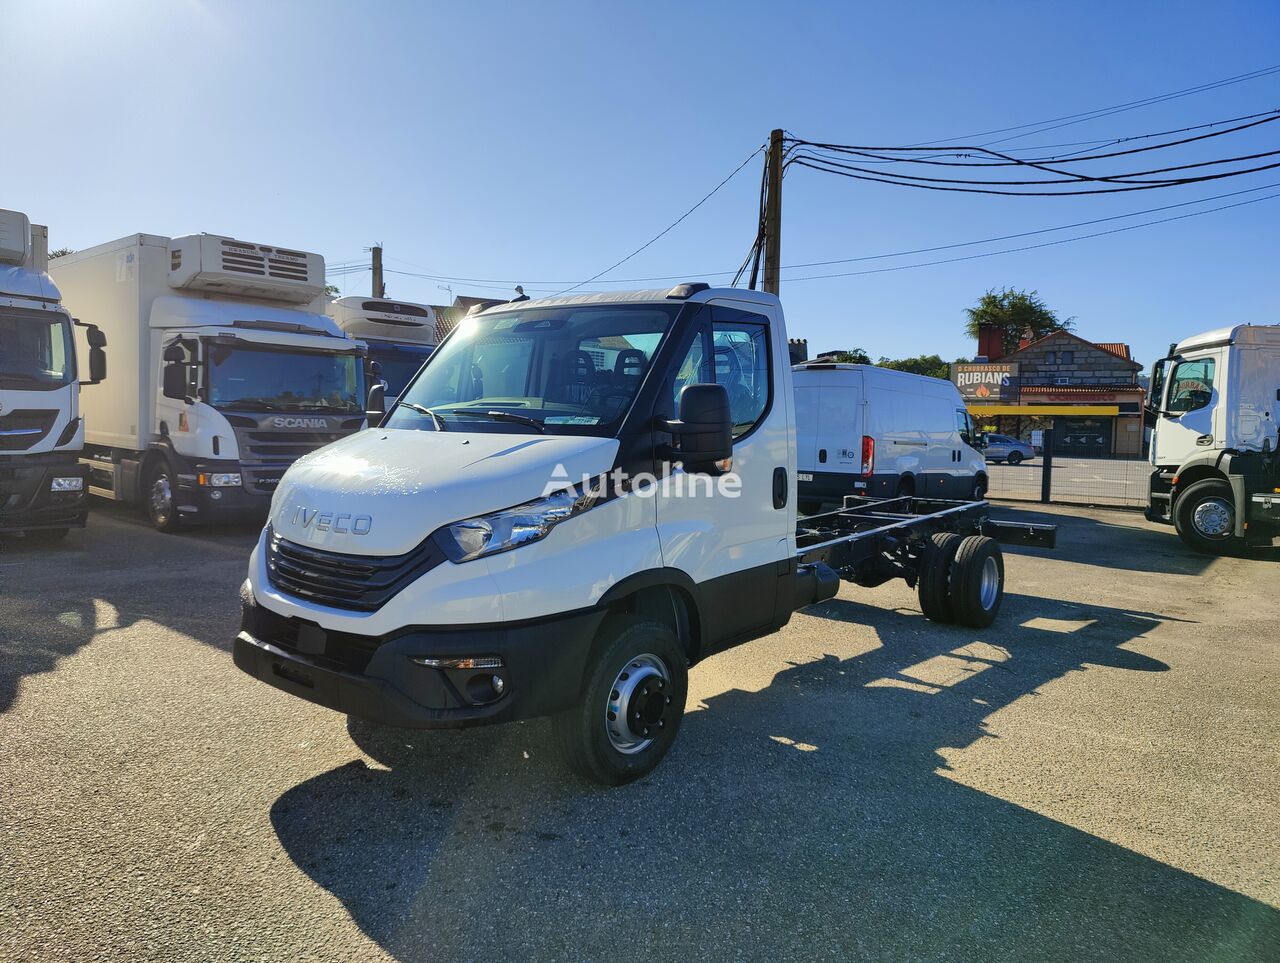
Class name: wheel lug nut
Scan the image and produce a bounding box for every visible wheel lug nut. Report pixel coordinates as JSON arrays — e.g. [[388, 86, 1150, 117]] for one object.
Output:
[[608, 711, 617, 721], [620, 673, 629, 681], [665, 696, 671, 704], [611, 690, 620, 700], [658, 720, 664, 728], [643, 727, 650, 736]]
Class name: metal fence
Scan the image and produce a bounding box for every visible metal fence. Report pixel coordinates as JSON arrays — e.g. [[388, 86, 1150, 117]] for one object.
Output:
[[985, 431, 1149, 509]]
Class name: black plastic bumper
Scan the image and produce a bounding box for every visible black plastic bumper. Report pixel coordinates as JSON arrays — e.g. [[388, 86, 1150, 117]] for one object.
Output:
[[0, 456, 88, 533], [235, 586, 607, 729]]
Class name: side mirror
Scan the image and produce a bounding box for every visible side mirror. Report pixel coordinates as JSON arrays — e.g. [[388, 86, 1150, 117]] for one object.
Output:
[[162, 343, 186, 364], [979, 433, 989, 447], [84, 325, 107, 349], [162, 363, 189, 401], [89, 345, 107, 384], [659, 383, 732, 473], [366, 382, 386, 423], [369, 360, 384, 380]]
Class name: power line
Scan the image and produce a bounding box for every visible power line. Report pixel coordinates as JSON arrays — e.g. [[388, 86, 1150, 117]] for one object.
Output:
[[553, 145, 765, 295]]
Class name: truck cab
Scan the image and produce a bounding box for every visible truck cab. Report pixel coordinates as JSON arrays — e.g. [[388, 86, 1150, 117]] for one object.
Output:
[[326, 296, 439, 407], [0, 210, 106, 542], [51, 233, 371, 532], [236, 285, 1045, 784], [1147, 323, 1280, 553]]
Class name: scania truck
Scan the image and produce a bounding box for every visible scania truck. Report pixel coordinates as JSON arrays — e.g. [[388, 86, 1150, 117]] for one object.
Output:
[[51, 233, 371, 532], [1146, 323, 1280, 554], [327, 296, 438, 407], [235, 285, 1054, 784], [0, 209, 106, 543]]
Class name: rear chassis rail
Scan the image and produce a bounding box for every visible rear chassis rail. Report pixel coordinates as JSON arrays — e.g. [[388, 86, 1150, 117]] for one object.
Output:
[[796, 495, 1055, 589]]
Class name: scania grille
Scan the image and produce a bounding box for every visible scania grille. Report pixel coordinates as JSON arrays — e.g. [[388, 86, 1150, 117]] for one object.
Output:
[[265, 527, 445, 612], [239, 430, 349, 461]]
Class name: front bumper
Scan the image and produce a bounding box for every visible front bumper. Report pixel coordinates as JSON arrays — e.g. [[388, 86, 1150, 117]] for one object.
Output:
[[235, 585, 607, 728], [172, 459, 272, 524], [0, 457, 89, 533]]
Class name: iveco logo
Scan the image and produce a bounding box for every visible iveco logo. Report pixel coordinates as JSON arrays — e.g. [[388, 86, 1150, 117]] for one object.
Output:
[[273, 417, 329, 429], [293, 506, 372, 535]]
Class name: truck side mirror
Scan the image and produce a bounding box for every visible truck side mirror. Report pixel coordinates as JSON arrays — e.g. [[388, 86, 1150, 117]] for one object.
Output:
[[162, 343, 186, 363], [162, 363, 188, 401], [366, 382, 386, 423], [658, 383, 732, 473], [369, 360, 384, 381], [83, 323, 107, 383]]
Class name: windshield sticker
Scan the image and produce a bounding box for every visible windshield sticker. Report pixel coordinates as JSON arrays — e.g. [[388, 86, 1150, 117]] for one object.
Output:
[[544, 415, 601, 425]]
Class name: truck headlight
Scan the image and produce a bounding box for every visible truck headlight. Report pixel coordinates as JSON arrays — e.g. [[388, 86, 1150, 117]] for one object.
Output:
[[436, 483, 600, 563], [50, 476, 84, 492], [199, 472, 242, 488]]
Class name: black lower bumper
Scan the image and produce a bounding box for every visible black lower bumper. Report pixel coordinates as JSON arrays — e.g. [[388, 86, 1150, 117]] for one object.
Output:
[[235, 586, 607, 729], [171, 458, 272, 524], [0, 456, 88, 533]]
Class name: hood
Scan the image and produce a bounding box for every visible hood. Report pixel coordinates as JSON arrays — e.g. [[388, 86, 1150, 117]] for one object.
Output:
[[269, 428, 619, 556]]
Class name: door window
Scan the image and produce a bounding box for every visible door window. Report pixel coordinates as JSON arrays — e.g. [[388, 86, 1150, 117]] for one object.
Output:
[[955, 408, 973, 446], [711, 310, 771, 438], [1166, 358, 1215, 413]]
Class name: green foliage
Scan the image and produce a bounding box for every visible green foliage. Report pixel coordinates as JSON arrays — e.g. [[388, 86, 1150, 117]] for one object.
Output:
[[817, 348, 871, 364], [876, 354, 955, 381], [323, 283, 341, 297], [964, 287, 1073, 356], [48, 247, 75, 259]]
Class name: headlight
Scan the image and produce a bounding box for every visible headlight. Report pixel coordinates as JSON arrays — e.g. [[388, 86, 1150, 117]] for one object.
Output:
[[50, 476, 84, 492], [436, 484, 600, 563], [199, 472, 242, 488]]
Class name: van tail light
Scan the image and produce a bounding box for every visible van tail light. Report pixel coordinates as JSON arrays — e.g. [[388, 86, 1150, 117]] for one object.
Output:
[[860, 435, 875, 476]]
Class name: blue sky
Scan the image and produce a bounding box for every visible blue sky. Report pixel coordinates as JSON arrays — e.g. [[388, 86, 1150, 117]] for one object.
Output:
[[5, 0, 1279, 370]]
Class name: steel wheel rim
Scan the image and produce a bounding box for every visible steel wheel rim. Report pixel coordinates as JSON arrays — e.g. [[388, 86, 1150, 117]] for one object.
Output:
[[1192, 497, 1233, 539], [605, 653, 671, 755], [979, 556, 1000, 609], [150, 476, 173, 525]]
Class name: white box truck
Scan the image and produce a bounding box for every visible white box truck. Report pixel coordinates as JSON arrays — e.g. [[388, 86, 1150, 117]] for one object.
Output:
[[0, 209, 106, 542], [1146, 323, 1280, 554], [792, 362, 988, 513], [51, 233, 373, 532], [234, 284, 1054, 784], [326, 295, 438, 407]]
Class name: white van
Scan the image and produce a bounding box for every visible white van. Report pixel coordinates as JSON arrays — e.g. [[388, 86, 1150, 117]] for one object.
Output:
[[793, 363, 987, 511]]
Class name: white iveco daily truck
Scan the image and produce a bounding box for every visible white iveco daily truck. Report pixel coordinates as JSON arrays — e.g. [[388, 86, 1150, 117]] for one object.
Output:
[[51, 234, 372, 532], [235, 285, 1054, 784], [1146, 323, 1280, 554], [327, 295, 438, 408], [0, 209, 106, 542]]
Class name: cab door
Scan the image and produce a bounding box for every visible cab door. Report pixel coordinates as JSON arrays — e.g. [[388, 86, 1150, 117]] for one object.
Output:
[[654, 300, 792, 650], [1153, 352, 1222, 466]]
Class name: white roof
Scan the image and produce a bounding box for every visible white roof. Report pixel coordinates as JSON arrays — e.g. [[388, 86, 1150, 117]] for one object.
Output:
[[1177, 323, 1280, 353], [483, 286, 780, 313], [0, 265, 60, 304], [148, 294, 346, 338]]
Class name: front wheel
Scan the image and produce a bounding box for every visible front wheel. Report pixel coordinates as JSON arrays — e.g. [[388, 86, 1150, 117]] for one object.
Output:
[[144, 460, 183, 533], [1006, 451, 1023, 466], [1174, 479, 1239, 555], [553, 616, 688, 785]]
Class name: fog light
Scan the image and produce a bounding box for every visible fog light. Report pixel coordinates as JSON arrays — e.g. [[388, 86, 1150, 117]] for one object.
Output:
[[50, 476, 84, 492], [199, 472, 242, 488], [491, 675, 505, 695], [411, 655, 504, 670], [210, 490, 223, 500]]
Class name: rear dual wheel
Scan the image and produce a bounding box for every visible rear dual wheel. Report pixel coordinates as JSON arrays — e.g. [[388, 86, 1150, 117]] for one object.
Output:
[[917, 534, 1004, 628]]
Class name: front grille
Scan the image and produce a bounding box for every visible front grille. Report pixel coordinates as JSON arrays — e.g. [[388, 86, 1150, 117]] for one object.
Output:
[[249, 604, 382, 673], [266, 527, 445, 612], [238, 429, 350, 460], [0, 410, 57, 452]]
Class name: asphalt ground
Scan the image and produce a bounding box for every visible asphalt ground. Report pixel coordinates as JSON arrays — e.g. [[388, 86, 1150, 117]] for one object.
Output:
[[2, 500, 1277, 961]]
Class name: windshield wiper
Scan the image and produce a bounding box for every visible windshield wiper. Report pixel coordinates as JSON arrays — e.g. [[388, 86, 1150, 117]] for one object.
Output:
[[394, 401, 448, 431], [444, 409, 545, 433]]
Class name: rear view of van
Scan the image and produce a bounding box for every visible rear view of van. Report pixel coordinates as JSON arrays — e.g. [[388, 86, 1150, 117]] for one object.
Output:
[[794, 363, 987, 513]]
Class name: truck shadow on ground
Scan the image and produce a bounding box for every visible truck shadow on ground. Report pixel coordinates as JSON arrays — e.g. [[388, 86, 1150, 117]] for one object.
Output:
[[270, 592, 1277, 960], [0, 509, 258, 714]]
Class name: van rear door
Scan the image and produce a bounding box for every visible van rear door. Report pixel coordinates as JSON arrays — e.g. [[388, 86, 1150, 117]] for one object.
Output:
[[819, 369, 864, 478]]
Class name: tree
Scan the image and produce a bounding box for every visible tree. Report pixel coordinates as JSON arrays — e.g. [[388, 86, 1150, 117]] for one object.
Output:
[[49, 247, 75, 259], [964, 287, 1073, 356], [876, 354, 954, 381], [323, 283, 341, 297], [816, 348, 871, 364]]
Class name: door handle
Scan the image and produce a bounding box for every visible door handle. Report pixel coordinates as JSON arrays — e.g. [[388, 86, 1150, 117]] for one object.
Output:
[[773, 467, 788, 509], [1196, 434, 1213, 446]]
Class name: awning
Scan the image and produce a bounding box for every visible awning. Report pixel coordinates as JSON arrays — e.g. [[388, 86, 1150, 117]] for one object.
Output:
[[966, 404, 1121, 415]]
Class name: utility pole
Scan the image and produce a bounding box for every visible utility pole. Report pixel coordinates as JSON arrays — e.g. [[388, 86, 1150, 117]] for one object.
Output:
[[369, 243, 385, 298], [763, 128, 784, 296]]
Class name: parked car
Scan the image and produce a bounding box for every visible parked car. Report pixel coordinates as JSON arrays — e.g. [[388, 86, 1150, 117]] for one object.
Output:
[[982, 433, 1035, 465]]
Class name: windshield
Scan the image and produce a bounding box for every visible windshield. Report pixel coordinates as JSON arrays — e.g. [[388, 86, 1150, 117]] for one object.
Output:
[[206, 342, 364, 413], [368, 343, 435, 397], [0, 309, 75, 391], [387, 303, 681, 435]]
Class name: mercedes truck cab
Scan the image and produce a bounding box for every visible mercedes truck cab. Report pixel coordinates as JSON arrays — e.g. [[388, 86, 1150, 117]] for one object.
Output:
[[0, 209, 106, 542], [327, 296, 438, 408], [1147, 323, 1280, 554], [51, 233, 373, 532]]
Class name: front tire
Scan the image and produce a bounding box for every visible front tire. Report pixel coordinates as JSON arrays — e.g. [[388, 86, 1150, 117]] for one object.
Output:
[[1174, 479, 1239, 555], [553, 616, 688, 786], [1006, 451, 1024, 466], [144, 459, 183, 533]]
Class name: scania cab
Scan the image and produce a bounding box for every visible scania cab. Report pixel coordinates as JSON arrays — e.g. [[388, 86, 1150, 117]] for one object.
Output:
[[235, 285, 1053, 784], [51, 233, 373, 532], [0, 210, 106, 542], [1146, 323, 1280, 554]]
